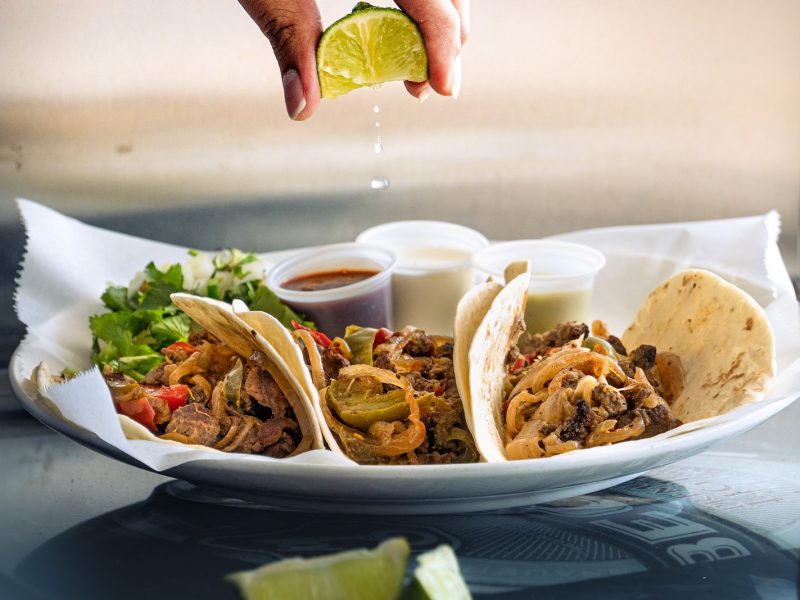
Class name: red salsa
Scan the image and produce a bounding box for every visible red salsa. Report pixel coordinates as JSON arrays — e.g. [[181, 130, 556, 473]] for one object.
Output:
[[281, 269, 379, 292]]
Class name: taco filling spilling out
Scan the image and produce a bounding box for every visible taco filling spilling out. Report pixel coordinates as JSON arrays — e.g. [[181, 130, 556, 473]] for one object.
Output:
[[103, 331, 306, 457], [297, 325, 479, 465], [504, 320, 684, 460]]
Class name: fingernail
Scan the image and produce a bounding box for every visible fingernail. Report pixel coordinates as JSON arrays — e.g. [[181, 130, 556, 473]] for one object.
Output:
[[418, 85, 432, 103], [450, 54, 462, 99], [282, 69, 306, 120]]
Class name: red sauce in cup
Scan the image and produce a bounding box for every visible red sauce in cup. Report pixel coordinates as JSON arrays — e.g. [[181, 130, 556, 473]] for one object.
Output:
[[281, 269, 379, 292], [267, 244, 396, 337]]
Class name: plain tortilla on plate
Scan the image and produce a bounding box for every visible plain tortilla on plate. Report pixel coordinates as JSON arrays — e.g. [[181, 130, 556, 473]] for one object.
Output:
[[622, 269, 775, 422]]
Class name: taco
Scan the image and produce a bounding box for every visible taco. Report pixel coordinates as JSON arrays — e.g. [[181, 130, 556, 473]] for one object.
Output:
[[462, 268, 775, 462], [233, 300, 480, 465], [57, 293, 325, 457]]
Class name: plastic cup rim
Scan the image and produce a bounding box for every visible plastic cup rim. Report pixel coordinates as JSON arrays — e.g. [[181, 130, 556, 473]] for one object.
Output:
[[473, 239, 606, 281], [356, 220, 489, 274]]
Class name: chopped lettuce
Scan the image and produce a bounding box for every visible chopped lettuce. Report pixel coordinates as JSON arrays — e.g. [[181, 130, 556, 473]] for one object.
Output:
[[90, 311, 165, 381], [135, 262, 184, 309], [90, 249, 312, 381], [150, 313, 192, 345], [100, 285, 129, 312]]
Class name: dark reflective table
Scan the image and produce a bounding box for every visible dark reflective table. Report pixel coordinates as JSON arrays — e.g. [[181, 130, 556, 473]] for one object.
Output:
[[2, 369, 798, 600]]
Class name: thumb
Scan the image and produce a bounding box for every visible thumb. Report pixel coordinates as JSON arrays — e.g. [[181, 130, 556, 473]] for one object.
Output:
[[239, 0, 322, 120]]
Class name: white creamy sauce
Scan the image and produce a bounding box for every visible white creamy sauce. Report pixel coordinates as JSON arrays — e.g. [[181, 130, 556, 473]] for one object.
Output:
[[388, 245, 475, 334], [394, 246, 472, 269]]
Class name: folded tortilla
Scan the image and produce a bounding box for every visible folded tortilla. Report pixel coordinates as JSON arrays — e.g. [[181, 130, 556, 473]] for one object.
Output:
[[170, 293, 325, 453], [229, 299, 344, 455]]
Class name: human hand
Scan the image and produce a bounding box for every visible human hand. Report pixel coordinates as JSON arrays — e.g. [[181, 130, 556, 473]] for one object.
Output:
[[238, 0, 469, 120]]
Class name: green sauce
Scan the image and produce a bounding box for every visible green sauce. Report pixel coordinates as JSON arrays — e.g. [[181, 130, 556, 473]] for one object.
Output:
[[524, 289, 592, 334]]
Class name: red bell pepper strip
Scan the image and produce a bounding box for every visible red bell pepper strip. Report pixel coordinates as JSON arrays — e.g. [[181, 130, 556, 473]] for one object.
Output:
[[116, 397, 157, 432], [165, 341, 198, 354], [511, 357, 526, 372], [146, 384, 190, 412], [372, 327, 394, 348], [511, 352, 539, 373], [291, 320, 332, 348]]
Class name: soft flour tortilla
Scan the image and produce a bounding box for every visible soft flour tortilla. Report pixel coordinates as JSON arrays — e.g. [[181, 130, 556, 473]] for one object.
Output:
[[622, 269, 775, 422], [466, 272, 530, 462], [230, 299, 344, 455], [453, 260, 529, 438], [170, 293, 324, 453], [453, 281, 503, 434]]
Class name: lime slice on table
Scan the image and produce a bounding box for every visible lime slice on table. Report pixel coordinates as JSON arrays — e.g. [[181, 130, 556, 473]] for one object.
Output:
[[317, 2, 428, 98], [404, 545, 472, 600], [226, 537, 410, 600]]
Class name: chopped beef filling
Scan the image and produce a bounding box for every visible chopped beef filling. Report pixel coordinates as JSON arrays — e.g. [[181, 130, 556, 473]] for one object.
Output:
[[166, 404, 220, 447], [559, 370, 583, 390], [520, 321, 589, 355], [560, 399, 601, 442], [592, 383, 627, 417], [621, 344, 672, 398], [109, 335, 302, 457], [264, 432, 297, 458], [243, 364, 288, 418], [403, 329, 435, 356], [630, 344, 657, 371], [616, 403, 680, 439], [505, 321, 683, 460], [141, 363, 167, 386], [321, 346, 350, 385], [328, 327, 477, 465], [606, 335, 627, 356]]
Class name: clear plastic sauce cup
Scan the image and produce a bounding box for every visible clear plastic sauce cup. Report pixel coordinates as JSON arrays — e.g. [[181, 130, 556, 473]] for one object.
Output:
[[472, 240, 606, 334], [267, 243, 397, 337], [356, 221, 489, 334]]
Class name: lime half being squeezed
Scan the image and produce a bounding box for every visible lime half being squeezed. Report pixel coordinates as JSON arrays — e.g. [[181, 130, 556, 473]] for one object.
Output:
[[226, 537, 410, 600], [317, 2, 428, 98]]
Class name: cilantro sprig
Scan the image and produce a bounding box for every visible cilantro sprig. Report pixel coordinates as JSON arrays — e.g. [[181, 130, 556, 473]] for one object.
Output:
[[90, 249, 312, 381]]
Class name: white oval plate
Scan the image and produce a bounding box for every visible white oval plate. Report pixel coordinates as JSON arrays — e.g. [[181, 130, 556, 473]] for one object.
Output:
[[11, 344, 797, 514]]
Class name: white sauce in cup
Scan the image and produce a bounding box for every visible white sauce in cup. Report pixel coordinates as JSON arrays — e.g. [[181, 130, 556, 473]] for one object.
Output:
[[356, 222, 489, 334]]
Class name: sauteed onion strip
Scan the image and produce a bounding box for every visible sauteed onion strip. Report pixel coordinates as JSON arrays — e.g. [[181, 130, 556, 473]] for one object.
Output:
[[294, 329, 326, 390]]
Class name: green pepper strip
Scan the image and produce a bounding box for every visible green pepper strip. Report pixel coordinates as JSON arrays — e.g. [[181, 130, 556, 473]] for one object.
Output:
[[320, 365, 426, 459]]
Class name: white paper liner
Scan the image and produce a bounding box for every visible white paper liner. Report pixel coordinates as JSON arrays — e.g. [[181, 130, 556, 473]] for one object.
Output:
[[13, 199, 800, 472]]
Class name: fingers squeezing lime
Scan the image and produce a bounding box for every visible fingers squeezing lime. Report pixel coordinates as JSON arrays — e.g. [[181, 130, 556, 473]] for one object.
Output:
[[317, 2, 428, 99]]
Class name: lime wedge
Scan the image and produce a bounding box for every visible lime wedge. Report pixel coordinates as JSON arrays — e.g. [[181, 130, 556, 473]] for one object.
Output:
[[317, 2, 428, 98], [226, 537, 410, 600], [405, 545, 471, 600]]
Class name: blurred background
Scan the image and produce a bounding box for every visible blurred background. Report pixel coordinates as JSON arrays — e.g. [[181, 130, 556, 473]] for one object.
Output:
[[1, 0, 799, 364]]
